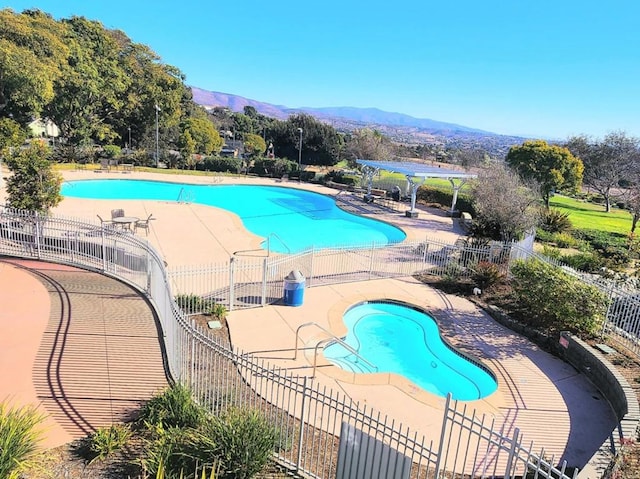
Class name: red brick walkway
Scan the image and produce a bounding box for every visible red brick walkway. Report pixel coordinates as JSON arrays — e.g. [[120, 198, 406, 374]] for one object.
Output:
[[0, 258, 169, 448]]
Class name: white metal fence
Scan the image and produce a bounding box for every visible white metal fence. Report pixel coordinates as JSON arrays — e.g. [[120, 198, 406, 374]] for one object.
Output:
[[4, 206, 635, 478], [168, 237, 516, 313]]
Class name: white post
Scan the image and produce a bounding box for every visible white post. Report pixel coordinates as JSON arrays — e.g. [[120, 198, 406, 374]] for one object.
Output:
[[448, 178, 467, 214], [229, 257, 235, 311]]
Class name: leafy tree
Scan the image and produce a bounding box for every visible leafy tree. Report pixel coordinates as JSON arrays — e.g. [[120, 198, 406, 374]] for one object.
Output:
[[345, 128, 395, 163], [243, 132, 266, 158], [506, 139, 583, 208], [182, 116, 221, 155], [0, 117, 27, 155], [447, 147, 489, 168], [0, 8, 194, 151], [0, 9, 68, 123], [268, 114, 342, 167], [232, 112, 257, 138], [243, 105, 259, 118], [566, 132, 639, 212], [44, 16, 129, 144], [5, 141, 62, 212], [470, 163, 540, 241], [102, 144, 121, 159], [178, 129, 196, 168]]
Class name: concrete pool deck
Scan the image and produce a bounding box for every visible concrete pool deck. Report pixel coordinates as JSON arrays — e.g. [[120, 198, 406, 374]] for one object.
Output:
[[52, 169, 463, 265], [0, 170, 618, 473]]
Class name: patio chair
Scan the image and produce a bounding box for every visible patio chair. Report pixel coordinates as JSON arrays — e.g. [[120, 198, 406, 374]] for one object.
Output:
[[96, 214, 115, 229], [97, 158, 110, 172], [134, 214, 154, 235], [111, 209, 125, 219]]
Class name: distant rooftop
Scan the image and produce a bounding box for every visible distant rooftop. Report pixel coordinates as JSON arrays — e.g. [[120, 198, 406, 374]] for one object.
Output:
[[356, 159, 476, 179]]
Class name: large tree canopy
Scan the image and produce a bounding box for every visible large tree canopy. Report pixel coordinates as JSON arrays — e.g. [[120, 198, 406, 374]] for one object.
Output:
[[470, 163, 540, 241], [0, 9, 68, 123], [268, 113, 343, 167], [0, 8, 198, 154], [506, 139, 583, 208], [344, 128, 395, 164], [566, 132, 639, 212]]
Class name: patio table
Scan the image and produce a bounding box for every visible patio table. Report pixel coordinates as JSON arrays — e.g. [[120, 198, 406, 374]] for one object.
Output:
[[111, 216, 139, 231]]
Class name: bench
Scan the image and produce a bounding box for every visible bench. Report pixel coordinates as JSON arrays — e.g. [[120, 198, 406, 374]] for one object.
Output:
[[326, 181, 354, 191]]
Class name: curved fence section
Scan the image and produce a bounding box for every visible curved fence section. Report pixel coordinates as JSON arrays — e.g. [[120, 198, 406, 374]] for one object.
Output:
[[2, 205, 626, 478]]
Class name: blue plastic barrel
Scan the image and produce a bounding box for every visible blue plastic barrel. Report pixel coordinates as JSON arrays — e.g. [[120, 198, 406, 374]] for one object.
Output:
[[283, 270, 305, 306]]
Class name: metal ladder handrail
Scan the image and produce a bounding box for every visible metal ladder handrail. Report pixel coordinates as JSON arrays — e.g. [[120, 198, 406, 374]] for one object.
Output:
[[266, 232, 291, 254], [294, 322, 377, 376], [312, 337, 377, 378], [177, 187, 194, 203]]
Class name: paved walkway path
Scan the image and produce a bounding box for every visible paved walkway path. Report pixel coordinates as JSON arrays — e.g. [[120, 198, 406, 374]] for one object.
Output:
[[0, 258, 168, 449]]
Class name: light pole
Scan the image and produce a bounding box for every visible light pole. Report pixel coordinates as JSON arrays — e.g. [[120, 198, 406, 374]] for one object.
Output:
[[154, 104, 161, 167], [127, 127, 131, 152], [297, 127, 303, 182]]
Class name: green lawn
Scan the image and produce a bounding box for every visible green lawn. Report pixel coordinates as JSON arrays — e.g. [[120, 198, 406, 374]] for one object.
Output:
[[54, 162, 232, 177], [550, 195, 633, 235]]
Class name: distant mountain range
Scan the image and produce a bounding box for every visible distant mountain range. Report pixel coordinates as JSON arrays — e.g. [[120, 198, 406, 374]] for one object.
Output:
[[190, 86, 527, 157], [191, 87, 491, 135]]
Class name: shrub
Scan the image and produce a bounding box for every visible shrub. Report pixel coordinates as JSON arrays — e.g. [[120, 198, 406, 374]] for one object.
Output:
[[0, 402, 44, 478], [174, 294, 216, 315], [470, 218, 502, 241], [323, 170, 355, 185], [88, 423, 131, 463], [208, 303, 227, 319], [553, 232, 579, 249], [510, 259, 609, 336], [416, 185, 474, 213], [200, 156, 242, 173], [138, 424, 195, 477], [300, 170, 316, 182], [471, 261, 504, 289], [138, 383, 206, 430], [102, 144, 122, 159], [191, 408, 277, 479], [559, 252, 604, 273], [539, 208, 572, 233], [573, 229, 631, 270], [441, 263, 464, 284], [535, 228, 555, 244], [250, 158, 297, 177]]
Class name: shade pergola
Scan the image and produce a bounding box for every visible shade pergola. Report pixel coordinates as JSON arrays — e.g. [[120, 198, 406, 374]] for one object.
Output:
[[356, 159, 477, 217]]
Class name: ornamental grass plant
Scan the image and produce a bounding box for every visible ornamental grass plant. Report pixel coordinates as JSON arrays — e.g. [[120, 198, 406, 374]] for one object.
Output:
[[0, 401, 45, 479]]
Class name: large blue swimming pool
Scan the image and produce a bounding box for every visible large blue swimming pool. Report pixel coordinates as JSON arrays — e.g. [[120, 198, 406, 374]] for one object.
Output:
[[61, 180, 406, 253], [323, 300, 498, 400]]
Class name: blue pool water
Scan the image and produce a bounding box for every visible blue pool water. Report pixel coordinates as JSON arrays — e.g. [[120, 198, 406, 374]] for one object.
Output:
[[323, 301, 498, 400], [61, 180, 406, 253]]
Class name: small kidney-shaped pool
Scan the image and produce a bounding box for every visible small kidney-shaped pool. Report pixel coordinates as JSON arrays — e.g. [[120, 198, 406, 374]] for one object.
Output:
[[323, 300, 498, 400]]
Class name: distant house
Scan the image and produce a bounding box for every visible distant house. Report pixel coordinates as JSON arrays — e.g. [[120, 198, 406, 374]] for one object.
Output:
[[219, 139, 245, 158], [28, 118, 60, 141]]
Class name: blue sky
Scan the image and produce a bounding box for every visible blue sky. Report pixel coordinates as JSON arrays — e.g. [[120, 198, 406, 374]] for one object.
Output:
[[4, 0, 640, 139]]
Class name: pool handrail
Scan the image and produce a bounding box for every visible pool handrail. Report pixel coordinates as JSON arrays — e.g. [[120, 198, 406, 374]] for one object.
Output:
[[294, 321, 377, 376], [313, 337, 377, 378], [265, 232, 291, 255]]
